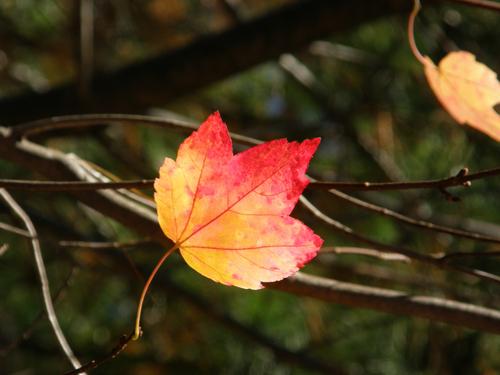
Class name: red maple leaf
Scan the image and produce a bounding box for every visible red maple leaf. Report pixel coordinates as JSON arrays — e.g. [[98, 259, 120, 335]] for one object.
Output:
[[154, 112, 323, 289]]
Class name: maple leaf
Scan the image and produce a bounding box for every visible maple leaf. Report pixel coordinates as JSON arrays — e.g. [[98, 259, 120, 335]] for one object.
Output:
[[154, 112, 323, 289], [423, 51, 500, 141]]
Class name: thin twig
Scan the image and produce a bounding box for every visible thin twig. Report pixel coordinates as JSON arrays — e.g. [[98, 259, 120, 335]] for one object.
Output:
[[0, 189, 84, 372], [299, 196, 500, 285], [10, 113, 262, 146], [59, 239, 156, 250], [326, 188, 500, 244], [0, 178, 154, 191], [0, 220, 32, 237], [0, 266, 78, 357], [320, 246, 410, 262], [2, 166, 497, 193], [309, 167, 500, 191], [63, 333, 134, 375]]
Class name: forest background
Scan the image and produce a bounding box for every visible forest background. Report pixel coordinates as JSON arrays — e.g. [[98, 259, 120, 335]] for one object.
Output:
[[0, 0, 499, 374]]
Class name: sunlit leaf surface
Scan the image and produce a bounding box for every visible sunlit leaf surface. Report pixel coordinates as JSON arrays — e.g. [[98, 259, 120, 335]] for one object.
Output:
[[154, 113, 323, 289]]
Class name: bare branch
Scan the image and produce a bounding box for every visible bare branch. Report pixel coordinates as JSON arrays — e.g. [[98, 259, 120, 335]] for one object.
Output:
[[0, 133, 167, 247], [0, 178, 154, 191], [268, 272, 500, 334], [320, 246, 410, 262], [1, 165, 497, 196], [59, 239, 156, 250], [0, 221, 32, 237], [309, 167, 500, 192], [300, 195, 500, 285], [326, 189, 500, 244], [0, 189, 84, 372], [63, 333, 134, 375], [10, 113, 261, 146]]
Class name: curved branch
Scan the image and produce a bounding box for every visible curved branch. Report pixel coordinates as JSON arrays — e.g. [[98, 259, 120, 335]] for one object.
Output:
[[0, 189, 84, 372], [10, 113, 261, 146], [268, 272, 500, 334], [299, 195, 500, 285], [326, 189, 500, 244]]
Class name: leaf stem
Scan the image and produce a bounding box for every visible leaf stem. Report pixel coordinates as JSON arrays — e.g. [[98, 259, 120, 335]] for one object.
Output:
[[133, 244, 178, 340], [408, 0, 426, 65]]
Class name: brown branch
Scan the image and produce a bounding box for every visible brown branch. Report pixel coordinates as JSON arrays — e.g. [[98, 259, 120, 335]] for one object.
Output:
[[310, 167, 500, 191], [299, 196, 500, 285], [0, 189, 84, 372], [0, 178, 154, 191], [64, 273, 344, 375], [63, 333, 134, 375], [1, 165, 497, 195], [268, 272, 500, 334], [326, 188, 500, 244], [10, 113, 261, 146], [59, 239, 156, 250]]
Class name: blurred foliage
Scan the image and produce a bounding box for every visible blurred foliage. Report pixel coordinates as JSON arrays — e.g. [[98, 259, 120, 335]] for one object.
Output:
[[1, 0, 500, 374]]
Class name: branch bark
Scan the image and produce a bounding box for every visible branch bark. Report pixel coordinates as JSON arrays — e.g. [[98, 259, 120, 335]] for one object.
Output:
[[269, 273, 500, 334], [0, 189, 84, 371]]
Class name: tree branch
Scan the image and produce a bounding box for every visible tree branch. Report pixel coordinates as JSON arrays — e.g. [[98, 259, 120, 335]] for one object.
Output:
[[309, 167, 500, 192], [325, 188, 500, 244], [268, 272, 500, 334], [0, 220, 32, 238], [299, 195, 500, 285], [1, 165, 498, 194], [0, 189, 84, 372]]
